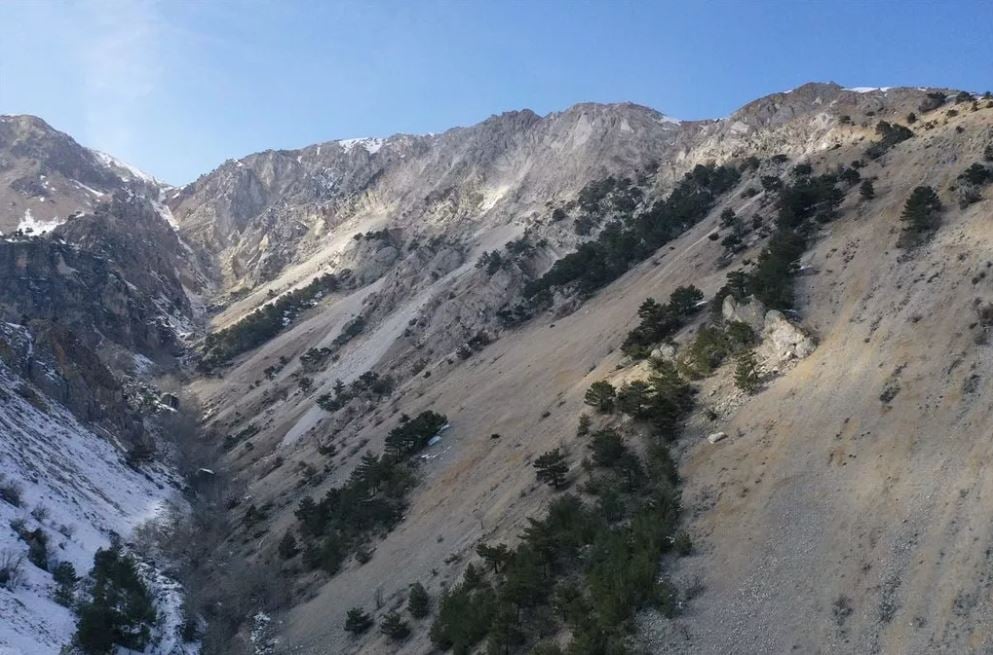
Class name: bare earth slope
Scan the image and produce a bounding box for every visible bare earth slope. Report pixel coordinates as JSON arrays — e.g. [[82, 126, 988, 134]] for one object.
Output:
[[183, 86, 993, 653]]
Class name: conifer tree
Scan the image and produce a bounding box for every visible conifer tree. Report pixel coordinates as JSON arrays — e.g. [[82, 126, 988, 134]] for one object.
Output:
[[408, 582, 430, 618], [533, 449, 569, 489], [734, 350, 761, 394], [344, 607, 373, 634], [380, 611, 410, 640]]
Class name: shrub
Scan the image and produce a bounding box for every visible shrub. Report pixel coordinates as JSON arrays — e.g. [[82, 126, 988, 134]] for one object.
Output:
[[0, 474, 23, 507]]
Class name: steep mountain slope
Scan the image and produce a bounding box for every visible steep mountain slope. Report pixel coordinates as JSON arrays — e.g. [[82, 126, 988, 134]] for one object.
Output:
[[0, 323, 193, 654], [0, 115, 167, 236], [173, 84, 993, 653], [1, 83, 992, 655]]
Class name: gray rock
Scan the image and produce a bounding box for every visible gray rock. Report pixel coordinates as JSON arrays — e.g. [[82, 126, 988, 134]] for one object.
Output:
[[722, 295, 767, 333], [760, 310, 816, 363]]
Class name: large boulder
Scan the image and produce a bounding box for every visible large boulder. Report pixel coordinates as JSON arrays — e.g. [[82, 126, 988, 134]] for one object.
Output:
[[722, 295, 767, 333], [759, 310, 816, 363]]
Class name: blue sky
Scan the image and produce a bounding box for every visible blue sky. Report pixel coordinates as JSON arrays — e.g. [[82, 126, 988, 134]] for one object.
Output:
[[1, 0, 991, 184]]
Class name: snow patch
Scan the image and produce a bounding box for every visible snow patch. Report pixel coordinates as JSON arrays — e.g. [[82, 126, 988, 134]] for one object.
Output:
[[0, 359, 190, 654], [91, 150, 158, 184], [338, 137, 384, 155], [16, 209, 63, 235], [844, 87, 892, 93]]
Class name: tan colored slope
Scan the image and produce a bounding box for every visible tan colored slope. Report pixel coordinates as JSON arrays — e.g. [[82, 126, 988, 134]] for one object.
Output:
[[192, 101, 993, 654]]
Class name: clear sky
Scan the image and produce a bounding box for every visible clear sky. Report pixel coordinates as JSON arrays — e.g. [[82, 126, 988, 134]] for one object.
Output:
[[1, 0, 991, 185]]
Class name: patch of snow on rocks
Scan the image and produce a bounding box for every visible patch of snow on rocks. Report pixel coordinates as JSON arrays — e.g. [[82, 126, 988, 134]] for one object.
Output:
[[0, 360, 191, 654], [338, 137, 384, 155], [16, 209, 63, 235]]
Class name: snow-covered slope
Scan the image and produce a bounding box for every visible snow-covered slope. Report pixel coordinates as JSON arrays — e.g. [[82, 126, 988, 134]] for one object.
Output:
[[0, 339, 192, 654]]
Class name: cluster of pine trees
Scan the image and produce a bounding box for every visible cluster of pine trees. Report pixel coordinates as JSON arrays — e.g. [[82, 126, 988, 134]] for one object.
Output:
[[201, 273, 345, 369], [287, 411, 446, 575], [522, 164, 741, 300], [428, 362, 693, 654]]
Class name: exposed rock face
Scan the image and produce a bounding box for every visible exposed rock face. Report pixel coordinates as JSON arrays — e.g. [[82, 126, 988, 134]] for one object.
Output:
[[0, 321, 146, 449], [722, 295, 768, 333], [0, 115, 166, 235], [723, 295, 814, 364], [758, 309, 816, 364], [0, 231, 184, 360]]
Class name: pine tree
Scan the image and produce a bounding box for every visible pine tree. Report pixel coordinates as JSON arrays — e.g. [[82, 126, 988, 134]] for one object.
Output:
[[476, 543, 513, 573], [734, 350, 761, 394], [277, 531, 299, 560], [408, 582, 430, 618], [900, 185, 942, 245], [380, 611, 410, 640], [533, 449, 569, 489], [584, 381, 616, 413], [344, 607, 373, 634]]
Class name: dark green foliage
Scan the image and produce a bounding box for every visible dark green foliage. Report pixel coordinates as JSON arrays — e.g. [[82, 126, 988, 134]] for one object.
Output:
[[478, 250, 507, 275], [344, 607, 374, 634], [583, 381, 616, 413], [959, 163, 993, 186], [75, 546, 156, 655], [859, 179, 875, 200], [761, 175, 783, 192], [525, 165, 739, 298], [576, 413, 591, 437], [295, 412, 442, 576], [52, 561, 77, 606], [734, 350, 761, 394], [748, 227, 806, 309], [201, 273, 342, 368], [476, 543, 513, 573], [431, 580, 498, 654], [793, 163, 812, 177], [333, 315, 366, 347], [384, 410, 448, 459], [588, 429, 627, 468], [621, 286, 704, 358], [534, 449, 569, 489], [899, 186, 942, 247], [409, 582, 431, 618], [277, 531, 299, 559], [839, 167, 861, 186], [866, 121, 913, 159], [380, 611, 410, 640], [317, 371, 395, 412], [431, 422, 686, 654]]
